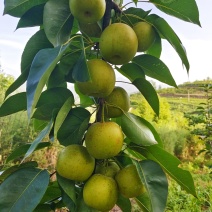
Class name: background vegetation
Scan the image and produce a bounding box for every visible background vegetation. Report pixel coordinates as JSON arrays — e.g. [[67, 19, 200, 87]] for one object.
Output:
[[0, 71, 211, 211]]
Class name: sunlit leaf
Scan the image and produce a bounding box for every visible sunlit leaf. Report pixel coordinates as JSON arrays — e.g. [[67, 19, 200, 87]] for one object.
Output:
[[3, 0, 48, 17], [0, 162, 38, 183], [74, 84, 95, 108], [118, 63, 145, 82], [149, 0, 200, 25], [116, 194, 132, 212], [0, 167, 49, 211], [26, 43, 71, 118], [72, 36, 90, 82], [43, 0, 74, 46], [129, 144, 197, 197], [146, 14, 189, 71], [120, 112, 157, 146], [0, 92, 26, 117], [16, 4, 44, 29], [133, 54, 177, 87], [54, 97, 74, 140], [121, 7, 150, 26], [22, 120, 53, 161], [57, 107, 91, 146], [135, 160, 168, 212], [6, 142, 50, 163], [57, 174, 76, 210]]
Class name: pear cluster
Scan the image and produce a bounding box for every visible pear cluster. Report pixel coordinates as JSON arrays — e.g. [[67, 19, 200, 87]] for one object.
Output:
[[55, 1, 151, 211]]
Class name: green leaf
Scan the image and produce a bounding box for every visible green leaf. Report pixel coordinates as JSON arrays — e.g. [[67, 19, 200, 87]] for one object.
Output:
[[5, 30, 53, 98], [37, 87, 74, 107], [22, 29, 53, 74], [16, 4, 44, 29], [132, 78, 159, 116], [146, 32, 162, 58], [135, 160, 168, 212], [39, 181, 61, 204], [33, 87, 74, 120], [33, 119, 49, 131], [43, 0, 74, 46], [3, 0, 48, 17], [72, 36, 90, 82], [6, 142, 50, 163], [129, 144, 197, 197], [121, 7, 150, 26], [60, 51, 82, 83], [0, 167, 49, 212], [135, 192, 151, 212], [57, 174, 76, 206], [149, 0, 200, 26], [116, 194, 132, 212], [57, 107, 91, 146], [74, 84, 95, 108], [47, 66, 67, 89], [0, 92, 26, 117], [22, 120, 53, 161], [26, 43, 71, 118], [146, 14, 189, 71], [120, 112, 157, 146], [54, 97, 74, 140], [0, 162, 38, 183], [118, 63, 145, 82], [133, 54, 177, 87], [5, 73, 28, 98]]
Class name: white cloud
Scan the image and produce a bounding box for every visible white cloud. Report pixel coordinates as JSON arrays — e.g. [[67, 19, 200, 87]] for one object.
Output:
[[0, 39, 24, 50]]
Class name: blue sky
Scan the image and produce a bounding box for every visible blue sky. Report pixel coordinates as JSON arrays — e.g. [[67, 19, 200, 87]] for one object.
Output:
[[0, 0, 212, 88]]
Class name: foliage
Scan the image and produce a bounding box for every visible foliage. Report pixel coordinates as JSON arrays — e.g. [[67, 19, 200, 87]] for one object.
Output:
[[0, 0, 201, 211]]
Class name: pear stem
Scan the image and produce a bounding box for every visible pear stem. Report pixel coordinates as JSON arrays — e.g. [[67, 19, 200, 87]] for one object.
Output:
[[96, 98, 104, 122], [102, 0, 122, 30]]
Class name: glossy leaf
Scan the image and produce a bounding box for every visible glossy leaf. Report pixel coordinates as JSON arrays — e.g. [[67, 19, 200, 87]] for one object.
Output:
[[57, 174, 76, 209], [22, 120, 53, 161], [121, 7, 150, 26], [16, 4, 44, 29], [54, 97, 74, 140], [6, 142, 50, 163], [0, 161, 38, 183], [146, 14, 190, 71], [43, 0, 74, 46], [146, 32, 162, 58], [39, 181, 61, 204], [37, 87, 74, 107], [116, 194, 132, 212], [5, 72, 28, 98], [129, 144, 197, 197], [21, 29, 53, 74], [0, 167, 49, 212], [60, 51, 82, 83], [47, 66, 67, 89], [149, 0, 200, 26], [0, 92, 26, 117], [118, 63, 145, 82], [57, 107, 91, 146], [26, 43, 70, 118], [120, 112, 157, 146], [74, 84, 95, 108], [135, 160, 168, 212], [72, 36, 90, 82], [132, 78, 159, 116], [135, 192, 151, 212], [3, 0, 48, 17], [133, 54, 177, 87]]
